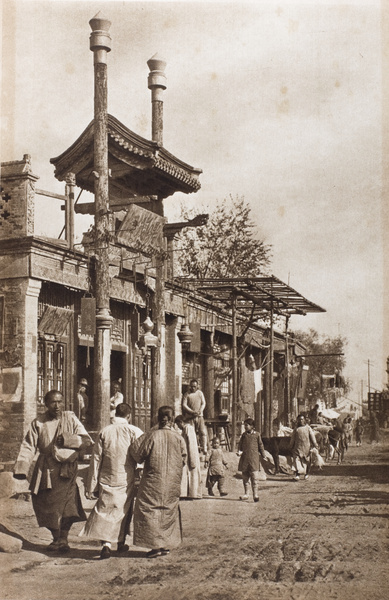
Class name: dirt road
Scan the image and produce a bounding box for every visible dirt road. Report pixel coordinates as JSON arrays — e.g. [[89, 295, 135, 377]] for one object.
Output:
[[1, 433, 388, 600]]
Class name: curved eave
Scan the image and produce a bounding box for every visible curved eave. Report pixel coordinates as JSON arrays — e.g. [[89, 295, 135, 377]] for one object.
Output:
[[50, 114, 201, 197]]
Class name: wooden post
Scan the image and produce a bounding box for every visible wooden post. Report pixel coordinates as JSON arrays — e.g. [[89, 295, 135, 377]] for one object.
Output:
[[147, 54, 167, 146], [284, 315, 290, 427], [231, 292, 238, 451], [65, 172, 75, 249], [89, 13, 113, 430], [151, 255, 165, 417], [264, 301, 274, 437], [147, 55, 167, 420]]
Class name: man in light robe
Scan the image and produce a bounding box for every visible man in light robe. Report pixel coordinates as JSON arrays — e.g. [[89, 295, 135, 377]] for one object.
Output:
[[80, 403, 137, 559], [13, 390, 92, 552], [74, 378, 89, 423], [175, 415, 202, 499], [182, 379, 208, 454], [290, 414, 318, 481], [130, 405, 187, 558]]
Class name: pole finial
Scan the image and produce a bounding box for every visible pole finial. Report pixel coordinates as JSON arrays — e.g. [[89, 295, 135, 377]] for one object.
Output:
[[147, 53, 167, 91], [89, 12, 112, 33], [89, 12, 112, 56]]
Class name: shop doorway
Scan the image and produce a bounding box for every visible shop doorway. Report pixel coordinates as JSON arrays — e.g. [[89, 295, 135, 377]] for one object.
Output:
[[77, 345, 94, 427], [110, 350, 126, 394], [132, 348, 152, 431]]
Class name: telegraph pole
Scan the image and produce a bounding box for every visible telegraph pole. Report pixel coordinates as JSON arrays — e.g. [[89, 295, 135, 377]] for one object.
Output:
[[89, 13, 113, 430], [367, 359, 371, 398]]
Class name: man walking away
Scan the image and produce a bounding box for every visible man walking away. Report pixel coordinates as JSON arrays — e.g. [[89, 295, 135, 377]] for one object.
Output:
[[80, 403, 137, 559], [130, 406, 187, 558], [290, 414, 318, 481]]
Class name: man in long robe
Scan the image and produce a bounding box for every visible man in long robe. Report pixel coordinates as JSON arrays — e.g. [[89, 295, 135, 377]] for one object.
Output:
[[74, 379, 89, 423], [80, 403, 137, 559], [129, 405, 187, 558], [290, 414, 318, 480], [13, 390, 92, 552], [175, 415, 202, 499]]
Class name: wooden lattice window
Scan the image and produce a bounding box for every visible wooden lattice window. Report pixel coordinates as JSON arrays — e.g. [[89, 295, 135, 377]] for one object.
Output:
[[37, 340, 66, 405]]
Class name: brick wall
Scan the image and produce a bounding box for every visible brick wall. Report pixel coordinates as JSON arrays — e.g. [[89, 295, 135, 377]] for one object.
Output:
[[0, 277, 41, 466], [0, 157, 41, 468], [0, 155, 38, 240]]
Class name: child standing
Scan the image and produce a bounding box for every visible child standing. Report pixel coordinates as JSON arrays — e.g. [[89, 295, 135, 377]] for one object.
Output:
[[355, 418, 364, 446], [205, 437, 228, 497], [237, 418, 267, 502]]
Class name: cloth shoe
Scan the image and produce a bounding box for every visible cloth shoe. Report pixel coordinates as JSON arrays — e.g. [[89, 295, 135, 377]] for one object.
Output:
[[100, 545, 111, 560], [46, 540, 60, 552], [220, 492, 228, 497], [239, 495, 249, 501], [293, 475, 300, 481], [147, 548, 162, 558], [253, 497, 259, 502], [57, 540, 70, 553], [117, 543, 129, 553]]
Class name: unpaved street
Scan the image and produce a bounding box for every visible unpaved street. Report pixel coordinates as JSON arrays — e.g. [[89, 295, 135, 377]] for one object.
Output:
[[1, 433, 388, 600]]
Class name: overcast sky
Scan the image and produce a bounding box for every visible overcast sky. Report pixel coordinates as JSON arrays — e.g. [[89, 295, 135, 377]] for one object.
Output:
[[2, 0, 386, 401]]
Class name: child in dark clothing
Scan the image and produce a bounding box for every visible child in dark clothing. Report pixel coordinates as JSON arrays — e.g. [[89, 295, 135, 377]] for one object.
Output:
[[355, 419, 364, 446], [205, 437, 228, 496], [237, 418, 267, 502]]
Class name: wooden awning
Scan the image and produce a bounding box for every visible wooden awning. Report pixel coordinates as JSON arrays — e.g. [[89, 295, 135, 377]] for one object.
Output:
[[175, 276, 325, 318]]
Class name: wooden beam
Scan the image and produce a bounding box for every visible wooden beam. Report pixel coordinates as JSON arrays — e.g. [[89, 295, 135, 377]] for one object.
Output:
[[163, 213, 209, 239], [72, 196, 156, 214], [36, 188, 67, 201]]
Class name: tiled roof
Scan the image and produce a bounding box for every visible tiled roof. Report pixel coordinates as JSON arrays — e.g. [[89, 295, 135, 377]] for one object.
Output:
[[50, 115, 201, 199]]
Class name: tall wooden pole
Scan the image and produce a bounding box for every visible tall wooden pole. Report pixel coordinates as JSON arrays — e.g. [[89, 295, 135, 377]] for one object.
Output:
[[65, 172, 75, 249], [367, 359, 371, 398], [231, 292, 238, 451], [264, 301, 274, 437], [284, 315, 290, 427], [148, 55, 167, 417], [147, 53, 166, 146], [89, 13, 113, 430]]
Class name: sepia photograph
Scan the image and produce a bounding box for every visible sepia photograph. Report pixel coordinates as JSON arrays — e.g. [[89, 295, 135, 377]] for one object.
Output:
[[1, 1, 388, 598]]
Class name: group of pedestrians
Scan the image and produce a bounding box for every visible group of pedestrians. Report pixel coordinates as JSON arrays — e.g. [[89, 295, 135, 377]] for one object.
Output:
[[13, 391, 187, 560], [13, 378, 327, 559]]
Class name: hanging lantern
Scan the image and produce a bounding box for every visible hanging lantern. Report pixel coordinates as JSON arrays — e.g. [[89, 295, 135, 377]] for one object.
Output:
[[142, 316, 154, 333], [137, 316, 158, 352], [177, 323, 194, 346]]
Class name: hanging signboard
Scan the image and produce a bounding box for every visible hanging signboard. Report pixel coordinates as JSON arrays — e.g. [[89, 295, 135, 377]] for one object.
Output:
[[116, 204, 166, 257], [81, 297, 96, 335]]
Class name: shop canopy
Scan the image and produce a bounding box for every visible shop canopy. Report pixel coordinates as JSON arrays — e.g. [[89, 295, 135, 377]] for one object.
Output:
[[321, 408, 341, 420], [175, 276, 326, 320]]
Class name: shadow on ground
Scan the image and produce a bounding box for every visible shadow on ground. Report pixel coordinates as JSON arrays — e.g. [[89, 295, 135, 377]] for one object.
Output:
[[317, 462, 389, 484]]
